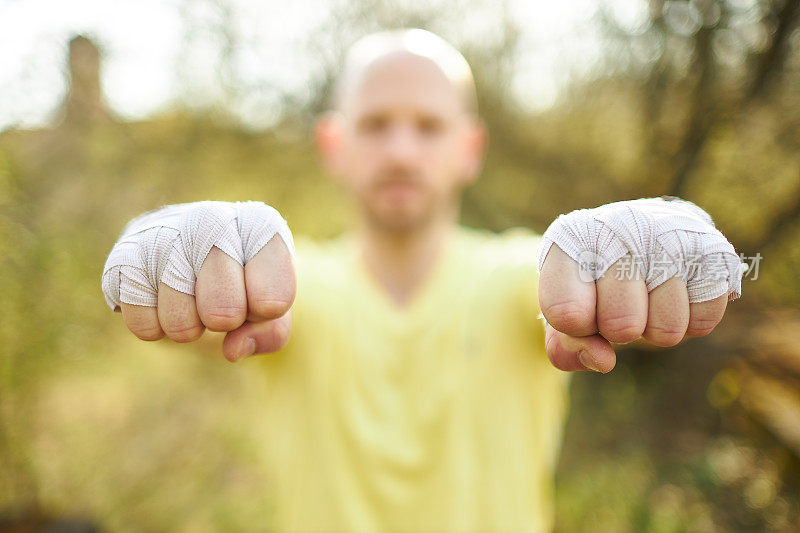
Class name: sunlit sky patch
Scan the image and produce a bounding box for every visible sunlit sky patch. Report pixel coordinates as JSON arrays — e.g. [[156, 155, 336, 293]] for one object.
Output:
[[0, 0, 650, 131]]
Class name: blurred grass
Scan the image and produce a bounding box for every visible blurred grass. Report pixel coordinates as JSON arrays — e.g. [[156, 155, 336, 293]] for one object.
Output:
[[3, 5, 800, 527], [2, 107, 797, 531], [28, 334, 274, 532], [0, 115, 352, 530]]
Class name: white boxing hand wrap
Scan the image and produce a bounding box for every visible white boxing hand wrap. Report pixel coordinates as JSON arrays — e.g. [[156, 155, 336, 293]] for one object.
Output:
[[537, 197, 742, 303], [102, 201, 294, 310]]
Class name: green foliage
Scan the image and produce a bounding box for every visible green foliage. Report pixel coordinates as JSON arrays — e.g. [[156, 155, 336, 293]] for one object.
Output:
[[0, 116, 350, 528], [2, 0, 799, 529]]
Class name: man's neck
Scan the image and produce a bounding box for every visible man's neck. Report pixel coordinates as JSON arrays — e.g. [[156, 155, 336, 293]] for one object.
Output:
[[356, 213, 456, 308]]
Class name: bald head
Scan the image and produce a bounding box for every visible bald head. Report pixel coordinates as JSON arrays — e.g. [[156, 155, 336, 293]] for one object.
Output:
[[333, 29, 478, 116], [315, 29, 487, 236]]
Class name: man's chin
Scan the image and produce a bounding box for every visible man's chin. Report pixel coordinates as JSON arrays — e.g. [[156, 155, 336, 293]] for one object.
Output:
[[366, 207, 433, 234]]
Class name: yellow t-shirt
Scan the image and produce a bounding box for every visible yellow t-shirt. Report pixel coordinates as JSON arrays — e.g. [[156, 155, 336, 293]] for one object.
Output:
[[254, 225, 572, 532]]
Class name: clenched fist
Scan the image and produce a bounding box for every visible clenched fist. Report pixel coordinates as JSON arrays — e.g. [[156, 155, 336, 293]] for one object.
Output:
[[102, 201, 296, 361], [537, 197, 743, 373]]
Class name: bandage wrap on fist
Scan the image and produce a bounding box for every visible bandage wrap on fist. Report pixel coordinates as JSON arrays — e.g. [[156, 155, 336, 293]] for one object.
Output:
[[102, 201, 294, 311], [537, 197, 742, 303]]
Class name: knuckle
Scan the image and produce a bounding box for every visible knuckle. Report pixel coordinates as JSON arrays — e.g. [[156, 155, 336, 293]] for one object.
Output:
[[267, 321, 291, 352], [686, 317, 719, 337], [543, 326, 585, 372], [544, 329, 559, 360], [129, 325, 164, 341], [249, 298, 293, 319], [123, 310, 164, 341], [545, 342, 567, 370], [599, 314, 645, 343], [202, 306, 247, 331], [542, 300, 594, 333], [644, 325, 685, 347], [257, 315, 292, 353], [544, 336, 576, 372], [162, 321, 204, 342], [546, 351, 569, 371]]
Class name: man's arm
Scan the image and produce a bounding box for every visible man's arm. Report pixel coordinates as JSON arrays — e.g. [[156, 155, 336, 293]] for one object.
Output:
[[537, 197, 742, 373], [102, 201, 297, 361]]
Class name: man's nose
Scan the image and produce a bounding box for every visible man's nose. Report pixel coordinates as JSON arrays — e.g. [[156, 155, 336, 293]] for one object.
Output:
[[384, 123, 422, 163]]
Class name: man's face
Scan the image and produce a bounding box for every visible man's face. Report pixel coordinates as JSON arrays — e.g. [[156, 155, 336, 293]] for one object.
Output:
[[318, 52, 485, 233]]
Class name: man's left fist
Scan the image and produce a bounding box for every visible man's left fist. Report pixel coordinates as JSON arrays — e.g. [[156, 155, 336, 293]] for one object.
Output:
[[537, 197, 742, 373]]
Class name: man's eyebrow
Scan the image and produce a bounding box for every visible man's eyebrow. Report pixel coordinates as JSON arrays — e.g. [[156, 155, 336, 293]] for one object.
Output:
[[356, 110, 388, 120], [354, 109, 451, 125], [354, 111, 389, 129]]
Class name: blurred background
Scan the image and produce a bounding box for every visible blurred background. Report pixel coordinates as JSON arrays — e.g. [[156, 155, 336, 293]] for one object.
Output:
[[1, 0, 799, 530]]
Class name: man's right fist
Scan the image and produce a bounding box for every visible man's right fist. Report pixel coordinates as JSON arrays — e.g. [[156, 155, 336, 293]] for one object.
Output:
[[102, 201, 296, 361]]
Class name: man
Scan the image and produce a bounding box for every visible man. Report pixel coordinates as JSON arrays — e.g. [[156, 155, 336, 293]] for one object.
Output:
[[102, 29, 741, 532]]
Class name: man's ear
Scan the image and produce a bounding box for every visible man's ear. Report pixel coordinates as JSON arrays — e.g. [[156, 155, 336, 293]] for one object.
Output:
[[313, 111, 345, 178], [461, 117, 488, 185]]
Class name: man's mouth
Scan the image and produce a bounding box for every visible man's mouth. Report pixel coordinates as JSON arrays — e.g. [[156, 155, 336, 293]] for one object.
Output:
[[375, 179, 422, 203]]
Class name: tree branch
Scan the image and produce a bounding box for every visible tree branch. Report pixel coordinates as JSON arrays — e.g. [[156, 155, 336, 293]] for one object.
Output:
[[745, 0, 800, 101], [669, 25, 716, 197], [746, 173, 800, 251]]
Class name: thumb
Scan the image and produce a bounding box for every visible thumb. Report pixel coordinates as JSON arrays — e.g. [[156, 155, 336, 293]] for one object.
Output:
[[222, 311, 292, 362], [544, 323, 616, 373]]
